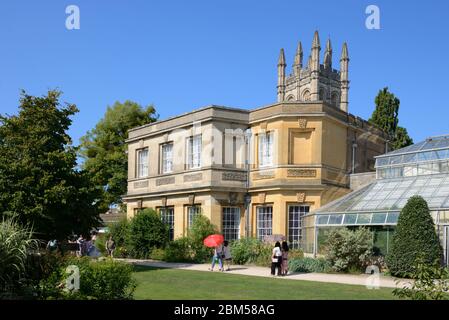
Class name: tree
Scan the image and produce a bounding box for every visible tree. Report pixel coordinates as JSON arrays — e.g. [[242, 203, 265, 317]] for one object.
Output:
[[0, 90, 101, 240], [79, 101, 158, 212], [386, 196, 443, 278], [127, 208, 169, 258], [369, 87, 413, 150]]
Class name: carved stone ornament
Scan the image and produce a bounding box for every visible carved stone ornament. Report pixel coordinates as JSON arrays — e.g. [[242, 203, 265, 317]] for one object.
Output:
[[296, 192, 306, 203], [188, 194, 195, 205]]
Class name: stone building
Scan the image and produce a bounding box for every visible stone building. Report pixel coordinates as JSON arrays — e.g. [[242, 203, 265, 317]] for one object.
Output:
[[123, 31, 387, 253]]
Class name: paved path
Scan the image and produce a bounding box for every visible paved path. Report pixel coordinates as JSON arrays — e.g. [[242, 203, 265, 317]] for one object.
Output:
[[121, 259, 412, 289]]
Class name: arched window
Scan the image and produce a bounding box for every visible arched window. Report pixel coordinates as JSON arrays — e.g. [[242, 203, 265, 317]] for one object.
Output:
[[286, 95, 295, 101], [302, 90, 311, 102], [331, 92, 339, 107]]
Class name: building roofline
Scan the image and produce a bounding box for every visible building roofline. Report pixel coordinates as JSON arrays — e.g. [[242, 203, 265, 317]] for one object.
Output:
[[128, 104, 250, 133]]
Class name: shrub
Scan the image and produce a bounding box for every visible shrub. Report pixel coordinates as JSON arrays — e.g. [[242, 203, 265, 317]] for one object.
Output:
[[127, 209, 169, 259], [187, 215, 217, 263], [288, 249, 304, 260], [40, 257, 136, 300], [393, 257, 449, 300], [149, 247, 165, 260], [95, 233, 108, 257], [0, 216, 39, 296], [164, 237, 195, 263], [324, 227, 373, 273], [108, 217, 129, 248], [230, 238, 272, 266], [386, 196, 443, 278], [289, 257, 331, 273]]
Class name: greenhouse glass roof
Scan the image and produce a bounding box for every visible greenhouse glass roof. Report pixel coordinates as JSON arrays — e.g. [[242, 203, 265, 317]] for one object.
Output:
[[315, 174, 449, 215], [376, 135, 449, 168]]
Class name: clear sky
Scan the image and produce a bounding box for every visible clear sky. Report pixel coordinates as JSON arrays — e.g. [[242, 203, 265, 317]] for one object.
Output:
[[1, 0, 448, 146]]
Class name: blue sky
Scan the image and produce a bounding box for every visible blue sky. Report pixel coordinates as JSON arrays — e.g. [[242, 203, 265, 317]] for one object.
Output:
[[1, 0, 448, 145]]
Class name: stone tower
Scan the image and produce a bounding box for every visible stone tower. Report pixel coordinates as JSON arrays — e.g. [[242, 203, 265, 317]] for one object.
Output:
[[276, 31, 350, 113]]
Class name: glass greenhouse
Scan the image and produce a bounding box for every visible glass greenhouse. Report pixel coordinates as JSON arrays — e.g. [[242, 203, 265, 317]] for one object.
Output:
[[310, 135, 449, 264]]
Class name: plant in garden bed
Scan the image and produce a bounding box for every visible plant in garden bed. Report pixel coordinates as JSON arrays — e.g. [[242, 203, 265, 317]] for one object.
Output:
[[230, 238, 273, 266], [393, 257, 449, 300], [127, 208, 169, 259], [0, 215, 39, 298], [40, 257, 136, 300], [288, 257, 331, 273], [324, 227, 373, 273]]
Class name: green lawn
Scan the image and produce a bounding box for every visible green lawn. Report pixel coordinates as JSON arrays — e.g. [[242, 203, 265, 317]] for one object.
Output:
[[133, 266, 397, 300]]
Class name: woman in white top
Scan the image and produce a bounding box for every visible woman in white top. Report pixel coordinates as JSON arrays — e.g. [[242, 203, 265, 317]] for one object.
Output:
[[271, 241, 282, 276]]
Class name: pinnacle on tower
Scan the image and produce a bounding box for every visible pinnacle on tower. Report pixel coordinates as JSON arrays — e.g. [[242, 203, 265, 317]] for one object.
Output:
[[312, 30, 320, 49], [340, 42, 349, 61], [324, 38, 333, 70], [278, 48, 286, 66], [294, 42, 303, 66]]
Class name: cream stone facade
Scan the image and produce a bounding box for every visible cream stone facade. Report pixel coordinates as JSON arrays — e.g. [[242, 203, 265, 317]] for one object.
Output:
[[123, 32, 388, 252]]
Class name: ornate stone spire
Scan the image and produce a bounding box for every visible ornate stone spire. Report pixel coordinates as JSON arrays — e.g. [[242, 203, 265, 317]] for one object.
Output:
[[340, 42, 350, 112], [324, 38, 332, 70], [293, 41, 303, 73], [310, 31, 321, 101], [277, 48, 286, 102]]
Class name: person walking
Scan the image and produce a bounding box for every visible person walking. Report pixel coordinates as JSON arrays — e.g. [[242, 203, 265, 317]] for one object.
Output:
[[271, 241, 282, 276], [222, 241, 232, 271], [106, 235, 116, 258], [281, 241, 289, 276], [209, 244, 224, 271], [76, 235, 84, 257]]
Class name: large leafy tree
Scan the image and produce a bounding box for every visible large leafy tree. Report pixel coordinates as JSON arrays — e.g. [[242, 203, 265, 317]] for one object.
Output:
[[386, 196, 443, 278], [79, 101, 157, 212], [0, 90, 101, 240], [369, 87, 413, 151]]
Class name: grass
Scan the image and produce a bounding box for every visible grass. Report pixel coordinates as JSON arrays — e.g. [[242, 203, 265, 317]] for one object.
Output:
[[132, 266, 397, 300]]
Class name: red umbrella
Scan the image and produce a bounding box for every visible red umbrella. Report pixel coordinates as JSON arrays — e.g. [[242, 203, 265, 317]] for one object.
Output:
[[203, 234, 224, 247]]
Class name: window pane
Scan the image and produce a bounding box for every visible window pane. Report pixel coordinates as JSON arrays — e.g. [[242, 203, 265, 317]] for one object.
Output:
[[222, 207, 240, 241], [371, 213, 387, 224], [288, 205, 309, 249], [316, 215, 330, 225], [386, 212, 399, 224], [188, 136, 202, 169], [328, 214, 343, 225], [160, 207, 174, 241], [356, 213, 372, 224], [343, 214, 357, 225], [188, 206, 202, 228], [137, 149, 149, 178], [162, 143, 173, 173], [257, 206, 272, 240]]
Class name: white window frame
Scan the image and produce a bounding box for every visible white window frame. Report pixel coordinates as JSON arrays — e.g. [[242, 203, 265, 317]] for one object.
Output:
[[161, 143, 173, 174], [160, 207, 174, 241], [258, 132, 273, 168], [257, 206, 273, 240], [137, 148, 149, 178], [187, 206, 202, 228], [288, 205, 310, 249], [222, 207, 240, 241], [187, 135, 202, 169]]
